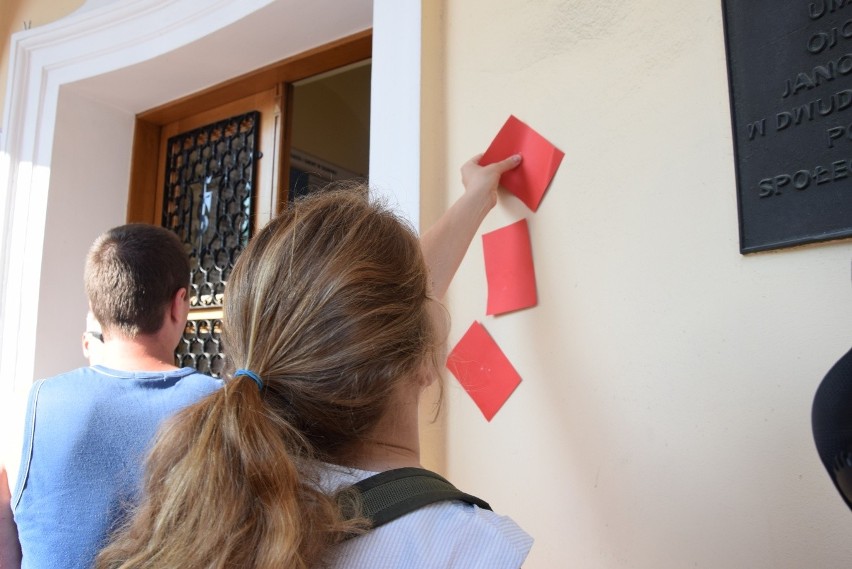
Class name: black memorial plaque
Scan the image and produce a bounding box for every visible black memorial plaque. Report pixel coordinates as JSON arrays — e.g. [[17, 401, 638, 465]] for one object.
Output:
[[723, 0, 852, 252]]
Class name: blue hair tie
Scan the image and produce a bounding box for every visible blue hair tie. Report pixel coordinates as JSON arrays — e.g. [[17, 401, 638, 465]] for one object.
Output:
[[234, 368, 264, 391]]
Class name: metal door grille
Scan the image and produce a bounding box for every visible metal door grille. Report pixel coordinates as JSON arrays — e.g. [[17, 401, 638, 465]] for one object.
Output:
[[162, 110, 260, 377]]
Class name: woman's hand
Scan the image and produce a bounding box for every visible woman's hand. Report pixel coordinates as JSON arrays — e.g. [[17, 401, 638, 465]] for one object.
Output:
[[460, 153, 522, 211]]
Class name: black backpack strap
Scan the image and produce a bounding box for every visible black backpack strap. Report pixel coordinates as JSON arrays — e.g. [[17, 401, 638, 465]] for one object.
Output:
[[347, 467, 492, 530]]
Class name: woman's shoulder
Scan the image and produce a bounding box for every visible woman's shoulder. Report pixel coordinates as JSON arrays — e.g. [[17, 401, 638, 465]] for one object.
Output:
[[331, 500, 532, 569], [321, 464, 533, 569]]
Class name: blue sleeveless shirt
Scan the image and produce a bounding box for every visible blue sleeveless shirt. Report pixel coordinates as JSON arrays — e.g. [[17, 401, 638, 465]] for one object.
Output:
[[12, 366, 222, 569]]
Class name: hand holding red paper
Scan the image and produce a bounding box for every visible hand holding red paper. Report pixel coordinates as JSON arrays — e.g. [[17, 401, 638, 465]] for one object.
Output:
[[480, 115, 564, 212], [461, 153, 523, 211]]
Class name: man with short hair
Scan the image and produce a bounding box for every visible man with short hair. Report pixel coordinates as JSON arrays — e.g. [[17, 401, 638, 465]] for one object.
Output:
[[7, 224, 222, 569]]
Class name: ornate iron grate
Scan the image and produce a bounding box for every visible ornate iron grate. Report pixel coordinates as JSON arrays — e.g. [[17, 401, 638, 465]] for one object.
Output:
[[163, 110, 260, 377], [176, 318, 225, 378], [161, 111, 260, 308]]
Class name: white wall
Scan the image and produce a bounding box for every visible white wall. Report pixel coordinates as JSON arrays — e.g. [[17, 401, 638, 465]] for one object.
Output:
[[34, 87, 133, 379], [437, 1, 852, 567]]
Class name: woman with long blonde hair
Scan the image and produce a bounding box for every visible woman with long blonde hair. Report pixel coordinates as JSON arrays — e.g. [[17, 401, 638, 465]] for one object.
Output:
[[96, 155, 532, 569]]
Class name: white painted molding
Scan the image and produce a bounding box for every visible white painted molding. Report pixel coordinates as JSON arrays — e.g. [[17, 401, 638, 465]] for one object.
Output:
[[370, 0, 422, 231]]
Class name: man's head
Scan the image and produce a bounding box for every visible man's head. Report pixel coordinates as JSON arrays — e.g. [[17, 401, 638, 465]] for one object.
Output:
[[84, 224, 190, 339]]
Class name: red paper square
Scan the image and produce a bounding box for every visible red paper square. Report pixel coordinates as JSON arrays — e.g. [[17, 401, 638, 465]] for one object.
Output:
[[480, 115, 564, 212], [482, 218, 537, 316], [446, 321, 522, 421]]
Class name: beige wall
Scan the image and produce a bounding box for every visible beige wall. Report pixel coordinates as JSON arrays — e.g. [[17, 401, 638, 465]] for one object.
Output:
[[0, 0, 84, 131], [431, 1, 852, 567], [418, 0, 449, 478]]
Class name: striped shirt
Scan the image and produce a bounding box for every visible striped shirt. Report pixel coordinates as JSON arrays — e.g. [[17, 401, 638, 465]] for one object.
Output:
[[321, 464, 533, 568]]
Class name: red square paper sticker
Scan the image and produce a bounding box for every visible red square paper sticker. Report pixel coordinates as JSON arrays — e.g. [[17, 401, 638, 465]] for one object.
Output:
[[446, 321, 522, 421], [482, 218, 537, 316], [480, 115, 564, 212]]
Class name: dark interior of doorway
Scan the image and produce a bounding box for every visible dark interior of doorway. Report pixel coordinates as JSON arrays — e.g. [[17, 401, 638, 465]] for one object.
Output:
[[288, 61, 371, 200]]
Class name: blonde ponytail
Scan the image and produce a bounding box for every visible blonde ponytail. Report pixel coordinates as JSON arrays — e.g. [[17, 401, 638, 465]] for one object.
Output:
[[96, 378, 361, 569]]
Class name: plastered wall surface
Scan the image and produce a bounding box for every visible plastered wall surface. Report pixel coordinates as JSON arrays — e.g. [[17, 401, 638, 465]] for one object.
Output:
[[435, 1, 852, 567]]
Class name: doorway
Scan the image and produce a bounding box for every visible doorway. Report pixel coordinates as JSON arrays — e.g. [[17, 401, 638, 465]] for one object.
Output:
[[125, 32, 372, 376]]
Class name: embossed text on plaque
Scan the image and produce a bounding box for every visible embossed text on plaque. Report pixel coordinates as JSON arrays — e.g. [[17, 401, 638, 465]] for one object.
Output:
[[724, 0, 852, 252]]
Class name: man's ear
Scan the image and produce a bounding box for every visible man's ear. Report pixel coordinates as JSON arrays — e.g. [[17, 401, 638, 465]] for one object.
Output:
[[81, 333, 91, 360], [169, 287, 190, 323]]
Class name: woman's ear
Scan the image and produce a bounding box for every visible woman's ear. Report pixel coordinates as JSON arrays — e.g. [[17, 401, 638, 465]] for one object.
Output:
[[416, 360, 438, 389]]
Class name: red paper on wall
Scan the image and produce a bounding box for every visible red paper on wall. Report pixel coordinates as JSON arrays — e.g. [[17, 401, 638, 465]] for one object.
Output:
[[446, 321, 522, 421], [482, 218, 537, 316]]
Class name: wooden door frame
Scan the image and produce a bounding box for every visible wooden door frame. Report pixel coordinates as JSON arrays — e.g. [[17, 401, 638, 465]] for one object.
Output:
[[127, 29, 372, 223]]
